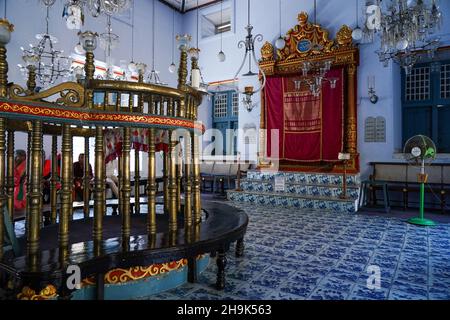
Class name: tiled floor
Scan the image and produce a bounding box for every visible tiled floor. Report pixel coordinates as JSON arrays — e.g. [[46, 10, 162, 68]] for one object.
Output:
[[10, 200, 450, 300], [143, 201, 450, 300]]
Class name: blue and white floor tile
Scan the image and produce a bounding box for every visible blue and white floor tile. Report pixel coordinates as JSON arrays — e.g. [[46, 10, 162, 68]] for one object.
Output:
[[142, 202, 450, 300]]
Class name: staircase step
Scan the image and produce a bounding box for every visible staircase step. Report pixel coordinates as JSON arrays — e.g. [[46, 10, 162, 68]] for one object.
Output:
[[246, 170, 360, 186], [227, 190, 358, 213], [240, 180, 359, 199]]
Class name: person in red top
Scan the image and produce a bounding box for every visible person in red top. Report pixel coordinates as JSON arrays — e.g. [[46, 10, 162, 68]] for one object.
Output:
[[14, 149, 27, 210]]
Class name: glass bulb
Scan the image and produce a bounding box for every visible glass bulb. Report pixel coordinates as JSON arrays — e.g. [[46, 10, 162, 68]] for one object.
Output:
[[217, 50, 226, 62], [128, 61, 137, 73], [168, 62, 177, 73], [275, 36, 285, 49], [396, 39, 409, 51], [74, 43, 85, 55], [352, 27, 363, 41]]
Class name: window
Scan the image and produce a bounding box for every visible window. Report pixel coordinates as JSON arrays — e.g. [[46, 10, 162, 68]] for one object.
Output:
[[212, 90, 238, 155], [200, 1, 233, 39], [402, 60, 450, 153]]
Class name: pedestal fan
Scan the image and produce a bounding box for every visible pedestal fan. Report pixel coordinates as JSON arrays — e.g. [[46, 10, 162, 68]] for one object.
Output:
[[403, 135, 437, 226]]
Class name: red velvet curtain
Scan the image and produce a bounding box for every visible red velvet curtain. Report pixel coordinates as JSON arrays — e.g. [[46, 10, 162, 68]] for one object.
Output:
[[266, 67, 344, 162]]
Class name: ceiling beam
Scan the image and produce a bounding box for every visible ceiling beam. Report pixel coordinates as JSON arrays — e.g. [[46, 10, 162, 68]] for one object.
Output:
[[158, 0, 182, 13], [185, 0, 222, 13], [158, 0, 223, 14]]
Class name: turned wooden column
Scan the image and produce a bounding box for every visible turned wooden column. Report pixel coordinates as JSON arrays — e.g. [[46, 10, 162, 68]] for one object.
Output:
[[346, 63, 358, 156], [184, 136, 192, 227], [147, 128, 156, 235], [121, 127, 131, 239], [163, 149, 169, 212], [134, 148, 140, 215], [192, 131, 201, 224], [83, 137, 91, 219], [6, 130, 14, 220], [0, 119, 6, 259], [168, 132, 178, 230], [59, 124, 72, 248], [50, 135, 58, 224], [93, 127, 105, 241]]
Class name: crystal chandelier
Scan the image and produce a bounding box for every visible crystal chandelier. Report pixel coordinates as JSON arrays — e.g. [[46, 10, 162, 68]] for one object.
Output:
[[99, 15, 120, 79], [363, 0, 442, 74], [19, 4, 72, 88], [294, 0, 337, 97], [296, 60, 338, 97], [62, 0, 133, 30], [233, 0, 266, 112]]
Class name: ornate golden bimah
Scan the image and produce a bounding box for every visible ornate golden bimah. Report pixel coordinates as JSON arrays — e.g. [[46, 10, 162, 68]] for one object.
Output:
[[0, 23, 248, 300]]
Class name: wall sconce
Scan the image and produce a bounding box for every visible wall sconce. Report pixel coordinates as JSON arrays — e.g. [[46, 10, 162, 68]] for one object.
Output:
[[243, 86, 255, 112], [368, 75, 378, 104]]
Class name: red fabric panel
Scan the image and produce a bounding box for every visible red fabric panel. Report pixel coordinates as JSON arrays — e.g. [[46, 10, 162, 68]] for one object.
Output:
[[264, 68, 344, 162], [265, 77, 284, 159], [322, 68, 344, 161]]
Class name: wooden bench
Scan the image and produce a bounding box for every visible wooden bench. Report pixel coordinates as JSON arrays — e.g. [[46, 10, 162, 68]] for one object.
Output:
[[200, 159, 252, 194], [360, 162, 450, 214]]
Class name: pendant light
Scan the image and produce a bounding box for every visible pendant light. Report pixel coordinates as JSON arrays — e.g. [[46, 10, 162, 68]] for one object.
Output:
[[233, 0, 266, 112], [351, 0, 363, 41], [128, 0, 136, 72], [147, 0, 166, 85], [169, 9, 176, 73], [275, 0, 285, 49], [217, 0, 226, 62]]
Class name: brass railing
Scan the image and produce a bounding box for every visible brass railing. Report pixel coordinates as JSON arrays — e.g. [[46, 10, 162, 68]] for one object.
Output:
[[0, 21, 204, 266]]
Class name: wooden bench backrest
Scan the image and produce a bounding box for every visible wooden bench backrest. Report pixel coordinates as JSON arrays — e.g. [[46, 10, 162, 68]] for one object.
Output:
[[372, 162, 450, 184]]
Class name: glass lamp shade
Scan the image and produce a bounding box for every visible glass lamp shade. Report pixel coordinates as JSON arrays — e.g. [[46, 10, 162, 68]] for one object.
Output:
[[176, 34, 191, 51], [396, 39, 409, 51], [217, 50, 226, 62], [275, 36, 285, 49], [168, 62, 177, 73], [22, 51, 39, 67], [351, 27, 363, 41], [188, 48, 200, 60], [0, 19, 14, 45], [78, 31, 98, 52], [74, 43, 86, 55], [128, 61, 137, 73], [135, 62, 147, 74]]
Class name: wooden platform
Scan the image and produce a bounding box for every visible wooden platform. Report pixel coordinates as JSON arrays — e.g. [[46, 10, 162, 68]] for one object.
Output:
[[0, 201, 248, 300]]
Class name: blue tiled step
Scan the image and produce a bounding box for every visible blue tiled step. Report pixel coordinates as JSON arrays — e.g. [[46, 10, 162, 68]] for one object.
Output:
[[227, 190, 358, 213], [240, 179, 359, 200], [246, 171, 360, 187]]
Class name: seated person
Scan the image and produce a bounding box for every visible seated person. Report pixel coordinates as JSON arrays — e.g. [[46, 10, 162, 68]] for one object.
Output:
[[42, 152, 61, 204], [73, 153, 93, 201], [105, 159, 119, 199], [14, 150, 27, 210]]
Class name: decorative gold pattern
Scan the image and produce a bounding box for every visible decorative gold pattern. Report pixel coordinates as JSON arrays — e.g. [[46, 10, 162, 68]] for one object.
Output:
[[0, 102, 204, 132], [277, 12, 334, 61], [17, 285, 57, 300], [260, 41, 274, 61], [81, 259, 188, 286], [336, 25, 353, 47], [9, 82, 85, 107]]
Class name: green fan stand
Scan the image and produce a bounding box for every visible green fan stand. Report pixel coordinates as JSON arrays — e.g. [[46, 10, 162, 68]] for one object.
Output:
[[407, 174, 436, 227]]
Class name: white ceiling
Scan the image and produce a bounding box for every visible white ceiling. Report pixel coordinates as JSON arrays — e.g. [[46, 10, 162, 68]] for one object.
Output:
[[159, 0, 220, 13]]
